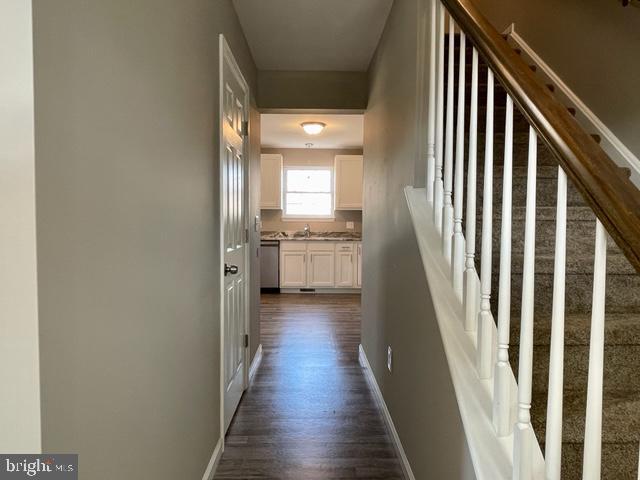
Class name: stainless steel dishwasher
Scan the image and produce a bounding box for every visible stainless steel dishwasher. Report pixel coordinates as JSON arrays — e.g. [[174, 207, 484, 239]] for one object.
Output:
[[260, 240, 280, 292]]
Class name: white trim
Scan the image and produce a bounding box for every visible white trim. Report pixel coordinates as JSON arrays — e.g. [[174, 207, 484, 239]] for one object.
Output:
[[202, 437, 223, 480], [358, 345, 416, 480], [249, 344, 263, 382], [404, 187, 546, 480], [282, 165, 335, 220], [504, 24, 640, 185]]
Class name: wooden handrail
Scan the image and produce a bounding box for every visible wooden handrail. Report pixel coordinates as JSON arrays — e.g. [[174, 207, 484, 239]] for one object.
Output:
[[441, 0, 640, 274]]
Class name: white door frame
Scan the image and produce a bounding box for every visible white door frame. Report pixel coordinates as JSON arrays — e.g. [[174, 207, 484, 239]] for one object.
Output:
[[218, 34, 251, 444]]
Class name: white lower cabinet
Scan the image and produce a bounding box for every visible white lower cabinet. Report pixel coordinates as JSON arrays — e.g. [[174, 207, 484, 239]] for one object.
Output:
[[280, 242, 307, 287], [280, 240, 361, 289], [307, 243, 335, 287], [356, 242, 362, 288], [335, 243, 355, 287]]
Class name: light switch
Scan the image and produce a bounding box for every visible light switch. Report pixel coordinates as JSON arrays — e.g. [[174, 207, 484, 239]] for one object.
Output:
[[346, 221, 355, 230]]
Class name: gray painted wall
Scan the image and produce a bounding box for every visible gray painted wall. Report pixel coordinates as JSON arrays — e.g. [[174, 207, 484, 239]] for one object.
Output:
[[258, 71, 368, 111], [32, 0, 259, 478], [362, 0, 476, 478], [474, 0, 640, 157]]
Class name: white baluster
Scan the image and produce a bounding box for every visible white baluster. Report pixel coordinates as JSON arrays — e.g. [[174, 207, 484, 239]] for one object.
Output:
[[513, 126, 537, 480], [452, 32, 467, 300], [493, 94, 514, 434], [582, 220, 608, 480], [426, 0, 437, 204], [433, 3, 445, 232], [545, 166, 567, 480], [464, 48, 479, 332], [442, 15, 455, 262], [476, 69, 494, 380]]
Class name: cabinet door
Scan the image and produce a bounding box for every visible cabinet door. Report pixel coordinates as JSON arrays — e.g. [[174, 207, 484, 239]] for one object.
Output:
[[356, 242, 362, 288], [308, 250, 335, 287], [260, 154, 282, 209], [335, 244, 354, 287], [280, 251, 306, 287], [335, 155, 363, 210]]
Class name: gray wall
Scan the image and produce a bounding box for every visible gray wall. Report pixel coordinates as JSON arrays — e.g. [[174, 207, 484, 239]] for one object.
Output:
[[258, 71, 368, 111], [0, 0, 41, 453], [474, 0, 640, 157], [32, 0, 259, 478], [361, 0, 476, 478]]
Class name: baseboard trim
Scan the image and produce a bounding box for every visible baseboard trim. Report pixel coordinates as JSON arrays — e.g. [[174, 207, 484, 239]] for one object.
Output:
[[202, 436, 223, 480], [504, 23, 640, 184], [358, 344, 416, 480], [249, 344, 263, 382]]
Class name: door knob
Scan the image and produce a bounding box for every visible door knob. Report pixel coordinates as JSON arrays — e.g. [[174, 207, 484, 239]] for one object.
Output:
[[224, 264, 239, 276]]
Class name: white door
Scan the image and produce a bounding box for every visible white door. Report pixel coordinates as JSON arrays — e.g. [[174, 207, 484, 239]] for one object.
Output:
[[308, 249, 335, 287], [335, 244, 354, 287], [220, 36, 249, 433], [280, 251, 307, 287]]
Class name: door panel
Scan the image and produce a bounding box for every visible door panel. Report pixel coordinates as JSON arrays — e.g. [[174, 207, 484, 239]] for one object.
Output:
[[221, 37, 248, 433]]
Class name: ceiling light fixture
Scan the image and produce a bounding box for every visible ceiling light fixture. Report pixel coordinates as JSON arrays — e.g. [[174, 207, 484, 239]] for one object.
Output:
[[301, 122, 326, 135]]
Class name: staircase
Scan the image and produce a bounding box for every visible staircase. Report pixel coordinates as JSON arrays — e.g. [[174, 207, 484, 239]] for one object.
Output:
[[443, 34, 640, 479], [414, 1, 640, 475]]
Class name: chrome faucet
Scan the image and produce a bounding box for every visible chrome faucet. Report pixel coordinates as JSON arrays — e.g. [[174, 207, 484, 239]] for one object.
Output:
[[304, 224, 311, 238]]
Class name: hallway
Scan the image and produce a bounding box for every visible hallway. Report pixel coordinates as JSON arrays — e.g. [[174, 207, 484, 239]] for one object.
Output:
[[215, 294, 405, 479]]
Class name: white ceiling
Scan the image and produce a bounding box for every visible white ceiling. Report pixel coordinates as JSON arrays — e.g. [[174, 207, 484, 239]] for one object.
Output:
[[232, 0, 393, 71], [261, 114, 363, 149]]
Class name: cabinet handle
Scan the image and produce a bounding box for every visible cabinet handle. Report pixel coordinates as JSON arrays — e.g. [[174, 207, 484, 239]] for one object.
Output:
[[350, 254, 353, 263]]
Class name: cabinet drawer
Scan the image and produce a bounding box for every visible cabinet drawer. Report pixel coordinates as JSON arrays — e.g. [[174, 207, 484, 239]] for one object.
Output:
[[335, 242, 354, 253], [307, 242, 335, 252], [280, 241, 307, 252]]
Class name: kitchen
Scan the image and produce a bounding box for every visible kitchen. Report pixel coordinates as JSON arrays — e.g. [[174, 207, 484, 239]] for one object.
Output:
[[259, 113, 364, 294]]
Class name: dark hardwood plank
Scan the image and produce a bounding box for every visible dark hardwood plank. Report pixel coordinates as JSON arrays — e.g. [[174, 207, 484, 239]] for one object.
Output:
[[214, 294, 405, 480]]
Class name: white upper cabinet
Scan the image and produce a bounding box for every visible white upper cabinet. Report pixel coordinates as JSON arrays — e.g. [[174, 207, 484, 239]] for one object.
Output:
[[334, 155, 363, 210], [260, 154, 282, 209]]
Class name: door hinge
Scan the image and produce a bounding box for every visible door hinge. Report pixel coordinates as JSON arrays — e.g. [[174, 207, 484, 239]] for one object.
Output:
[[241, 120, 249, 137], [245, 228, 249, 243], [244, 334, 249, 348]]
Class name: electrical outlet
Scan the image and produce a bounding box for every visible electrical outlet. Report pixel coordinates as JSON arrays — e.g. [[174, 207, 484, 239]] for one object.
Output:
[[387, 346, 393, 373], [346, 221, 355, 230]]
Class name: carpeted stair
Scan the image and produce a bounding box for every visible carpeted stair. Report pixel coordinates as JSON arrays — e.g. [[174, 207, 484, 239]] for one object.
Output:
[[445, 37, 640, 479]]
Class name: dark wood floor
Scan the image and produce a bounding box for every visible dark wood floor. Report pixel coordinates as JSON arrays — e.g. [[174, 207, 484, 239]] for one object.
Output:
[[214, 293, 405, 480]]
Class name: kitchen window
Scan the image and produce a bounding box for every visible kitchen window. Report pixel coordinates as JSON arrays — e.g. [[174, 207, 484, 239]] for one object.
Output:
[[283, 166, 334, 219]]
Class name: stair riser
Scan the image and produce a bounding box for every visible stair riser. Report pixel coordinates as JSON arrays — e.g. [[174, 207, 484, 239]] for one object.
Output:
[[474, 217, 611, 255], [491, 271, 640, 314], [477, 175, 585, 207], [510, 345, 640, 393]]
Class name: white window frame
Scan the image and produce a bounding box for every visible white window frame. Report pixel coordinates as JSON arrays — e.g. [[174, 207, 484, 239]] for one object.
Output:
[[282, 165, 335, 220]]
